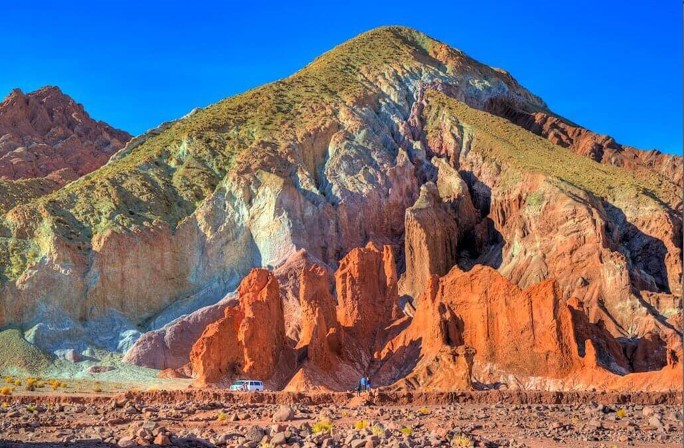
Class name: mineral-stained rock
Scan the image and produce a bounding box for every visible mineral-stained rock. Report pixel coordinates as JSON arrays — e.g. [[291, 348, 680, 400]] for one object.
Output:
[[124, 249, 326, 371], [382, 266, 601, 389], [401, 345, 476, 391], [379, 274, 475, 390], [335, 242, 401, 354], [281, 262, 363, 392], [0, 27, 680, 393], [122, 292, 238, 370], [274, 249, 333, 342], [400, 183, 460, 300], [433, 157, 478, 226], [421, 93, 681, 373], [190, 269, 284, 385], [297, 264, 341, 370], [437, 266, 583, 378]]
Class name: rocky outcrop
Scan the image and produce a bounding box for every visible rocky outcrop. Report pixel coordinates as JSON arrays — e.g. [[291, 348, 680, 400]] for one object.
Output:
[[178, 248, 680, 391], [436, 267, 585, 379], [121, 292, 238, 370], [123, 249, 327, 372], [190, 269, 284, 385], [400, 166, 478, 300], [335, 243, 401, 356], [401, 183, 459, 300], [378, 273, 473, 390], [296, 264, 341, 370], [380, 264, 677, 391], [282, 263, 361, 392], [0, 86, 130, 184], [274, 249, 333, 342], [382, 267, 585, 390], [420, 92, 681, 374]]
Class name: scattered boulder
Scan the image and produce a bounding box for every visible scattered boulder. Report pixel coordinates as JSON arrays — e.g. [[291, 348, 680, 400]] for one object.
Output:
[[272, 405, 295, 422], [86, 365, 116, 374]]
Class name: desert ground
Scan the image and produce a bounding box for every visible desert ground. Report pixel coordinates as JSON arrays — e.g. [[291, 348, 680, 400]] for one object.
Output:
[[0, 378, 681, 448]]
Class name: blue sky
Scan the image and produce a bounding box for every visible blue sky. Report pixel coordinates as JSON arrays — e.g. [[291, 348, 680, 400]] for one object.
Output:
[[2, 1, 681, 154]]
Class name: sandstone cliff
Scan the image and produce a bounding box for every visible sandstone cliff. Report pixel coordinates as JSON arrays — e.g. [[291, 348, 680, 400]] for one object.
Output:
[[190, 269, 284, 386]]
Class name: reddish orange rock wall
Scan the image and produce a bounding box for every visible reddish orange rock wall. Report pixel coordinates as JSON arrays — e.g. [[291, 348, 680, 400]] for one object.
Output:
[[190, 269, 284, 385]]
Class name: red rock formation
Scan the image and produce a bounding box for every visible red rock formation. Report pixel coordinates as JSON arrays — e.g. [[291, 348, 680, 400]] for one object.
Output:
[[565, 297, 630, 373], [401, 183, 459, 300], [297, 264, 342, 371], [335, 242, 401, 353], [274, 249, 333, 342], [437, 266, 584, 378], [190, 269, 284, 385], [282, 263, 363, 392], [0, 86, 131, 184], [400, 160, 480, 301], [122, 292, 238, 370], [184, 246, 680, 392], [378, 274, 475, 390], [384, 266, 594, 389]]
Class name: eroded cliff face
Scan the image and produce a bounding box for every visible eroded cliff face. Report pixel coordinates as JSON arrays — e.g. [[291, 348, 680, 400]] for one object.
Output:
[[0, 27, 680, 392], [190, 269, 284, 386], [335, 242, 401, 355], [418, 93, 681, 362], [297, 264, 341, 371], [187, 250, 679, 392], [186, 246, 464, 390]]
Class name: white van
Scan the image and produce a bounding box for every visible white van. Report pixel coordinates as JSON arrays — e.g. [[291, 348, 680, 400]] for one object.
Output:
[[229, 379, 264, 392]]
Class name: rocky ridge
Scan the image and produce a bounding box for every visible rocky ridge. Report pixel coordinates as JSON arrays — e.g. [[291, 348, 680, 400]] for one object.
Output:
[[0, 86, 130, 185]]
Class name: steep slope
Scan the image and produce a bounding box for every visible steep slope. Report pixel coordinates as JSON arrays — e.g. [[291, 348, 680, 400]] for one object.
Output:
[[485, 98, 683, 187], [0, 27, 680, 392], [418, 92, 681, 347]]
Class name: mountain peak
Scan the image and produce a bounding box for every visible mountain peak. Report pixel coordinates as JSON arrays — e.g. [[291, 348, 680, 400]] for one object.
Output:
[[33, 85, 63, 95], [299, 26, 547, 113], [0, 85, 131, 183]]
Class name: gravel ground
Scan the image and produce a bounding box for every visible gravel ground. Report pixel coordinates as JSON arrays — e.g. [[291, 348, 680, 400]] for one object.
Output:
[[0, 390, 681, 447]]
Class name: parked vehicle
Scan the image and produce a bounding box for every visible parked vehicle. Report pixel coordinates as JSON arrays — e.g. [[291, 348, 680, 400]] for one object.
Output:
[[229, 379, 264, 392]]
